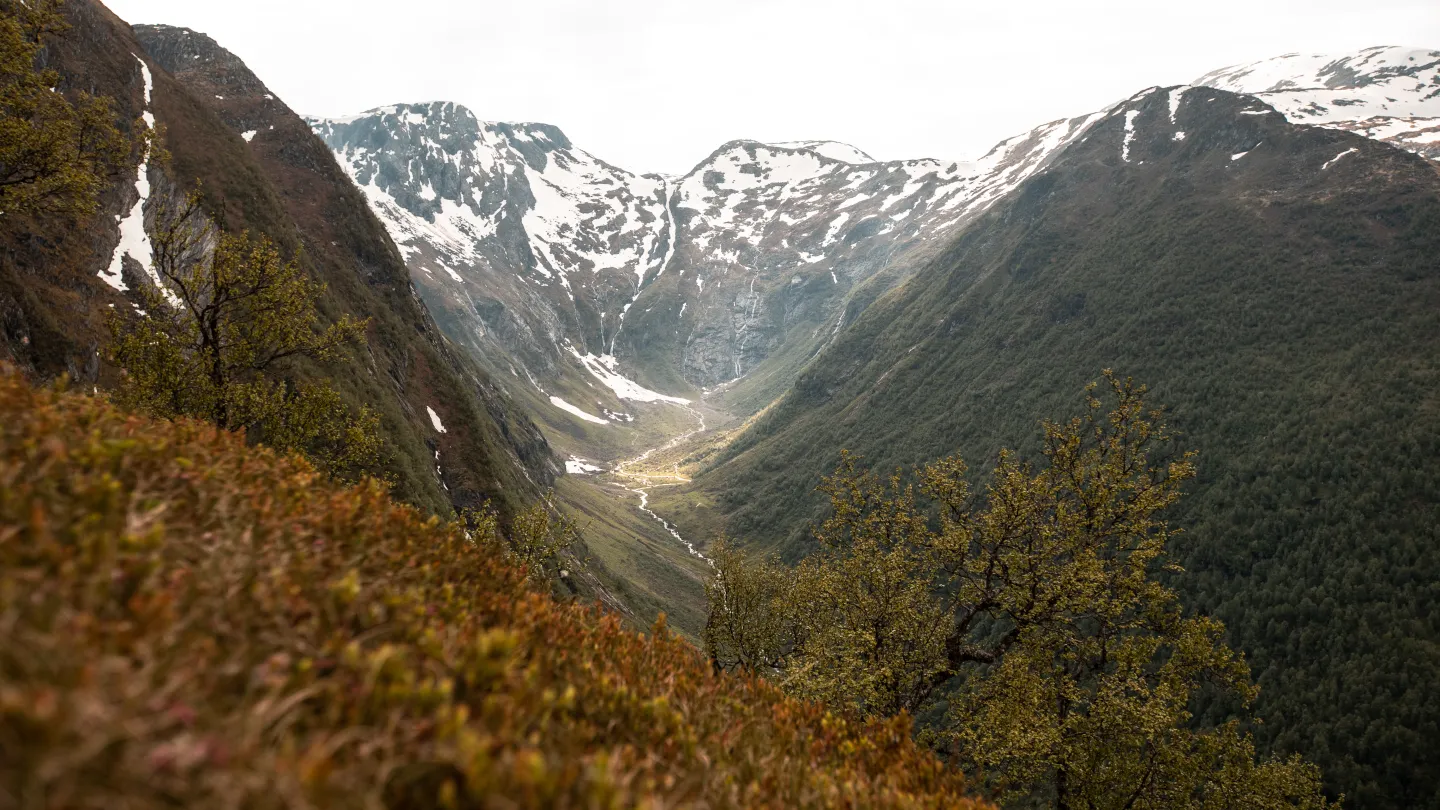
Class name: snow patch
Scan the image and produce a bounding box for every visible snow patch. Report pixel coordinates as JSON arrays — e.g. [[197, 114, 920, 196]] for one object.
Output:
[[1321, 147, 1358, 170], [1122, 110, 1141, 163], [549, 396, 608, 425], [241, 130, 257, 142], [570, 349, 690, 404], [1168, 86, 1187, 124], [426, 406, 447, 433], [565, 456, 605, 475], [438, 262, 463, 283], [101, 57, 176, 307]]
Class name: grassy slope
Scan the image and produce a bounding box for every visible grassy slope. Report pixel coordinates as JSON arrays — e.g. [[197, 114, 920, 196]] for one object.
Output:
[[0, 2, 553, 525], [127, 14, 553, 519], [688, 89, 1440, 808], [555, 476, 711, 639], [0, 370, 986, 810]]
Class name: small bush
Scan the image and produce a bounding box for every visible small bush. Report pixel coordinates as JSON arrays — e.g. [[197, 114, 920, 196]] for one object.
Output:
[[0, 369, 985, 809]]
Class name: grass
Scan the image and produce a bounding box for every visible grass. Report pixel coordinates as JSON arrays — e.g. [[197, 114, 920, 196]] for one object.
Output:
[[554, 477, 711, 640]]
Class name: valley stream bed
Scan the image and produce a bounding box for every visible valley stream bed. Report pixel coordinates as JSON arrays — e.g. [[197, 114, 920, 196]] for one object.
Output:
[[609, 404, 711, 564]]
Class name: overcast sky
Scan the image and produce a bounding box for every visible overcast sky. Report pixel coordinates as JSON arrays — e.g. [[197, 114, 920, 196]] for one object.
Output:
[[105, 0, 1440, 176]]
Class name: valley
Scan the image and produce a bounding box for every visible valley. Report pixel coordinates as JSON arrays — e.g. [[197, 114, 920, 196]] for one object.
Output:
[[6, 3, 1440, 804]]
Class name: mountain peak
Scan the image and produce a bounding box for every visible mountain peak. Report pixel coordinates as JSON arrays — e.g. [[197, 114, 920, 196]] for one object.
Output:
[[768, 140, 877, 164], [1195, 45, 1438, 92], [1193, 45, 1440, 160], [309, 103, 578, 159]]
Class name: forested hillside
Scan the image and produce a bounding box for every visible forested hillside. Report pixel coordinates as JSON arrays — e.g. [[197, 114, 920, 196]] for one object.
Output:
[[7, 1, 1440, 807], [0, 0, 553, 520], [690, 86, 1440, 808]]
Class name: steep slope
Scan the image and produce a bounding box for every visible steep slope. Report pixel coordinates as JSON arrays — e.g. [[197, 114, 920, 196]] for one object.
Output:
[[688, 86, 1440, 808], [0, 2, 553, 520], [1196, 46, 1440, 160], [0, 0, 149, 381], [0, 369, 987, 810], [310, 46, 1440, 457], [308, 103, 1107, 437]]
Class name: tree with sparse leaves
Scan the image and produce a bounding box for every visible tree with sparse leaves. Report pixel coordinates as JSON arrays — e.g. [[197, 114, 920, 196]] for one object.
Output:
[[108, 189, 385, 484], [706, 373, 1338, 810], [463, 498, 580, 589], [703, 537, 795, 676], [0, 0, 128, 217]]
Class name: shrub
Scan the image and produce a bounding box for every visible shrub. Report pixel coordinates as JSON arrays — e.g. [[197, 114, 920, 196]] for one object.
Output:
[[0, 369, 985, 809]]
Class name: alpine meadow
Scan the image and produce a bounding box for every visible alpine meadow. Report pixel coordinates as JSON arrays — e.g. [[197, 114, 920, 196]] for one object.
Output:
[[2, 0, 1438, 808]]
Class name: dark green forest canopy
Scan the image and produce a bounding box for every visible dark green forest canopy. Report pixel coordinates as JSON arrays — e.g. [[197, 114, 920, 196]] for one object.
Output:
[[694, 89, 1440, 809]]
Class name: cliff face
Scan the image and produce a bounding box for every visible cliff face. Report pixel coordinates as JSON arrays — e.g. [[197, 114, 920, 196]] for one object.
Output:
[[0, 3, 556, 520]]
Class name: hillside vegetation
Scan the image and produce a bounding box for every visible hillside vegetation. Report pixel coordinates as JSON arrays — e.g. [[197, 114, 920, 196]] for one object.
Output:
[[0, 0, 553, 523], [690, 89, 1440, 808], [0, 369, 983, 809], [705, 375, 1334, 809]]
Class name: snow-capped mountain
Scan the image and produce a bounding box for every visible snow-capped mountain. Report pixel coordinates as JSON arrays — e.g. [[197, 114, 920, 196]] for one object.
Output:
[[1195, 46, 1440, 160], [309, 46, 1440, 439], [309, 103, 1104, 426]]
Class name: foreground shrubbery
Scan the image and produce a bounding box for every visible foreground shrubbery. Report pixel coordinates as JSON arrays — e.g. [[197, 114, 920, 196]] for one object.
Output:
[[0, 370, 984, 809], [707, 375, 1336, 809]]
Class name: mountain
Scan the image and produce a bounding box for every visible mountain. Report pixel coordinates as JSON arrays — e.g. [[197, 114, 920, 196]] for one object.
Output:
[[678, 83, 1440, 808], [295, 42, 1440, 660], [0, 3, 554, 521], [307, 101, 1109, 437], [1195, 45, 1440, 161], [308, 46, 1440, 459]]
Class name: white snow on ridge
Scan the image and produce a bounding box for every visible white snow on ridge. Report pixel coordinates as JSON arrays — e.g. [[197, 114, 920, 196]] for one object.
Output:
[[1195, 46, 1440, 160], [317, 104, 667, 304], [771, 140, 877, 164]]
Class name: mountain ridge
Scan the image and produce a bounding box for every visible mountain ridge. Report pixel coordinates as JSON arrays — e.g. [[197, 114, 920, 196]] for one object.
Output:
[[306, 45, 1440, 460], [675, 80, 1440, 809], [0, 8, 556, 524]]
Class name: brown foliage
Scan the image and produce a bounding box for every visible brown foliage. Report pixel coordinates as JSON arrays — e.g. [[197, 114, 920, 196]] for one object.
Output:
[[0, 369, 986, 810]]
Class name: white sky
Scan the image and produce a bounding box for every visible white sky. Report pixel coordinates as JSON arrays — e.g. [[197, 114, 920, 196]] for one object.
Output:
[[105, 0, 1440, 176]]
